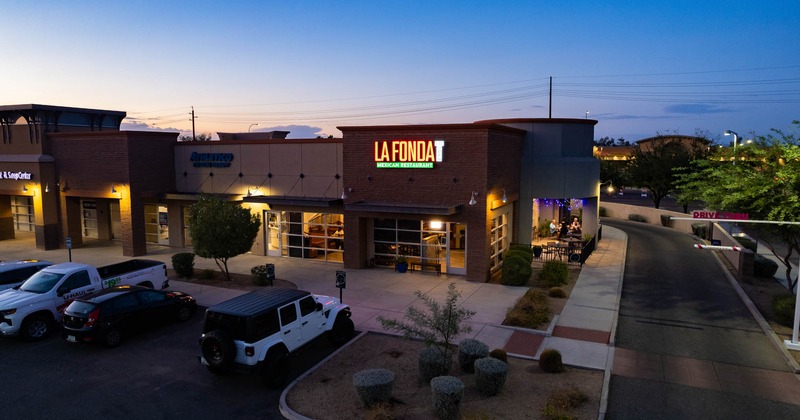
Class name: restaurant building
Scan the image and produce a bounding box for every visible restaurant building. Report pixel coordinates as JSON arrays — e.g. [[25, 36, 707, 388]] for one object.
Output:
[[1, 104, 599, 282]]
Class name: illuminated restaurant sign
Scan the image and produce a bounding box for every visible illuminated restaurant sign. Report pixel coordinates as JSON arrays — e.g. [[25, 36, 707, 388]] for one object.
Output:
[[374, 139, 444, 168], [190, 152, 234, 168], [692, 211, 749, 220], [0, 171, 33, 180]]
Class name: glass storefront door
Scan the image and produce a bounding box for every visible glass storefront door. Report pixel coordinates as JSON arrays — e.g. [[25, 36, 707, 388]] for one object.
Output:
[[265, 211, 282, 256], [447, 223, 466, 275]]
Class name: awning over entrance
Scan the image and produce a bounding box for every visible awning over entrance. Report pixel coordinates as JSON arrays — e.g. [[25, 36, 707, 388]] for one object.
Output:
[[345, 201, 464, 215], [243, 195, 343, 209]]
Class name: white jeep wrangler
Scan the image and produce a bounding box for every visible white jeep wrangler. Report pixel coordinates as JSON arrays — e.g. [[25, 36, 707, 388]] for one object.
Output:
[[199, 287, 354, 388]]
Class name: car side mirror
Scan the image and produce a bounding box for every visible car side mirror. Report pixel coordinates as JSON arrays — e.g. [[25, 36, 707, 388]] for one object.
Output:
[[316, 302, 323, 312]]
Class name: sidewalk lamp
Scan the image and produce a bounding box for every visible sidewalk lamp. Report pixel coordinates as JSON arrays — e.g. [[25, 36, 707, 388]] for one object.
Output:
[[600, 181, 615, 195], [248, 123, 258, 132], [724, 130, 739, 165]]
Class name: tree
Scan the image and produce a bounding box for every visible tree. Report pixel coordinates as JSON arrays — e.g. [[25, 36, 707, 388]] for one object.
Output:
[[599, 160, 628, 194], [377, 282, 475, 357], [626, 137, 707, 208], [676, 121, 800, 290], [187, 194, 261, 280], [179, 133, 213, 141]]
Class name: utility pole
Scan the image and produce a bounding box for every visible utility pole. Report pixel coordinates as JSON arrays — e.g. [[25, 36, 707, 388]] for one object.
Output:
[[191, 106, 196, 141], [549, 77, 552, 118]]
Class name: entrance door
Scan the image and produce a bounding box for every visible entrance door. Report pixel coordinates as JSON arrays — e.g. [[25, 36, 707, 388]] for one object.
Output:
[[265, 211, 282, 256], [447, 223, 466, 275]]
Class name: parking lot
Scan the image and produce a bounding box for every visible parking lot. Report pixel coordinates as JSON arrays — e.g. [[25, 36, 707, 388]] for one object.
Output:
[[0, 309, 341, 419]]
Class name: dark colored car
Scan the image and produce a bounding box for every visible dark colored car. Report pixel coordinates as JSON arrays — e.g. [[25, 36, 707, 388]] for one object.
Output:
[[61, 285, 197, 347]]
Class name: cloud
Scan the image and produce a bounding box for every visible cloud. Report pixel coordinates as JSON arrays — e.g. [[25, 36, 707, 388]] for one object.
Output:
[[121, 120, 182, 132], [663, 104, 731, 114], [255, 125, 326, 138], [593, 113, 682, 121]]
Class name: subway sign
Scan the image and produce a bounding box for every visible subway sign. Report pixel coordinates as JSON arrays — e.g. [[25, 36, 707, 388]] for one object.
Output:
[[374, 139, 444, 168]]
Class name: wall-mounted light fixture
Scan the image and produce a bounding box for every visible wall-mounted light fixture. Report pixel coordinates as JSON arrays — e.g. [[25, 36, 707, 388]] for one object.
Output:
[[469, 191, 478, 206], [500, 188, 508, 203], [44, 183, 49, 193], [341, 187, 353, 200], [22, 185, 28, 193], [111, 186, 118, 194]]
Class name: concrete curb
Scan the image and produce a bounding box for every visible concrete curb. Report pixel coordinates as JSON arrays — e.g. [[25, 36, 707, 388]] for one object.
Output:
[[597, 229, 627, 420]]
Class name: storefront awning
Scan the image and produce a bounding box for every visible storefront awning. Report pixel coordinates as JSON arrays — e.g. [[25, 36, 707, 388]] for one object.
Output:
[[345, 201, 463, 215], [243, 195, 343, 209], [161, 193, 241, 201]]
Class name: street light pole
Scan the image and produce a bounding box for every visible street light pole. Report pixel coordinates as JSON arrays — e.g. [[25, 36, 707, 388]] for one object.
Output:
[[725, 130, 739, 165], [248, 123, 258, 133]]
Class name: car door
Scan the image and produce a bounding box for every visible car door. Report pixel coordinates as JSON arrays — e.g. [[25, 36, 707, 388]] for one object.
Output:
[[135, 289, 171, 326], [55, 270, 96, 314], [297, 295, 325, 340], [110, 293, 143, 333], [278, 302, 303, 351]]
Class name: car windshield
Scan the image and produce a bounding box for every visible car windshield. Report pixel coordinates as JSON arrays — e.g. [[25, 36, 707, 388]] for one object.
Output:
[[19, 271, 65, 294], [65, 300, 97, 316]]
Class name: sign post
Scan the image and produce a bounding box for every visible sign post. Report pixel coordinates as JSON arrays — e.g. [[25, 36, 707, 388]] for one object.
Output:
[[335, 270, 346, 303], [65, 236, 72, 262], [265, 263, 275, 287]]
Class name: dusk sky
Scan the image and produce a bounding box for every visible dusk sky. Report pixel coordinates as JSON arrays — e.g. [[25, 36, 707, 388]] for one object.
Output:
[[3, 1, 798, 143]]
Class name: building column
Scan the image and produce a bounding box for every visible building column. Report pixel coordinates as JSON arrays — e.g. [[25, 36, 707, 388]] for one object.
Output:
[[120, 190, 147, 256], [0, 196, 13, 240]]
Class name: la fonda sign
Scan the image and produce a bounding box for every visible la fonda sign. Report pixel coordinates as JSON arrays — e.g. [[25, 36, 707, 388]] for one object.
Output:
[[374, 139, 444, 168]]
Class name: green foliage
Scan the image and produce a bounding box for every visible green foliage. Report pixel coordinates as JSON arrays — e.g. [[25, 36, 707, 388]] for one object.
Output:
[[691, 222, 710, 239], [627, 214, 648, 223], [538, 222, 552, 238], [660, 214, 673, 227], [504, 289, 549, 328], [734, 236, 758, 252], [473, 357, 509, 397], [378, 282, 475, 358], [488, 348, 508, 363], [772, 293, 796, 326], [539, 348, 565, 373], [539, 260, 568, 288], [753, 254, 779, 278], [542, 385, 589, 419], [548, 287, 567, 298], [188, 194, 261, 280], [419, 347, 454, 384], [501, 255, 532, 286], [599, 207, 607, 217], [352, 368, 395, 408], [430, 376, 464, 420], [251, 265, 270, 286], [171, 252, 195, 278], [458, 338, 490, 373], [509, 245, 533, 255], [200, 268, 215, 279]]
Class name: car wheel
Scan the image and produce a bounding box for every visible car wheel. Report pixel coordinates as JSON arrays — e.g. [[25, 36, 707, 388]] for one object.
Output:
[[261, 350, 290, 389], [103, 327, 123, 348], [21, 314, 51, 341], [176, 305, 196, 322], [201, 330, 235, 371], [328, 313, 355, 346]]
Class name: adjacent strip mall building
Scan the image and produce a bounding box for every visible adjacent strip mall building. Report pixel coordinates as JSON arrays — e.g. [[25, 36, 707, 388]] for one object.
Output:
[[1, 104, 600, 282]]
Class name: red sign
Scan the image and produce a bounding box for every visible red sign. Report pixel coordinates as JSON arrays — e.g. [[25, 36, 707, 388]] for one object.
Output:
[[692, 211, 749, 220]]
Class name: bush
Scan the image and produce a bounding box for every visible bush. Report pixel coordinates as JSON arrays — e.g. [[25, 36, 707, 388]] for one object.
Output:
[[628, 214, 648, 223], [735, 236, 758, 252], [251, 265, 270, 286], [501, 255, 532, 286], [660, 214, 673, 227], [201, 268, 216, 279], [352, 368, 396, 408], [504, 289, 550, 328], [539, 348, 564, 373], [474, 357, 509, 397], [548, 287, 567, 298], [430, 376, 464, 420], [539, 260, 568, 288], [458, 338, 489, 373], [509, 245, 534, 255], [753, 254, 779, 278], [504, 249, 532, 264], [772, 293, 796, 326], [419, 346, 454, 385], [171, 252, 195, 278], [599, 207, 607, 217], [488, 348, 508, 363], [543, 384, 589, 419]]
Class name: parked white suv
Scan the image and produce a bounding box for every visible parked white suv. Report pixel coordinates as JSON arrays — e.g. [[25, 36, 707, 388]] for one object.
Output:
[[199, 287, 354, 388]]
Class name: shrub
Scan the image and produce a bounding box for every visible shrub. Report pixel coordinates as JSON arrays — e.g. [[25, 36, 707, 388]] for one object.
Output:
[[419, 346, 454, 384], [599, 207, 607, 217], [488, 348, 508, 363], [539, 348, 565, 373], [458, 338, 489, 373], [474, 357, 509, 397], [365, 402, 394, 420], [200, 268, 216, 279], [628, 214, 648, 223], [504, 249, 532, 264], [660, 214, 673, 227], [538, 222, 552, 238], [504, 289, 549, 328], [509, 245, 534, 255], [430, 376, 464, 420], [735, 236, 758, 252], [171, 252, 195, 278], [543, 384, 589, 419], [548, 287, 567, 298], [352, 368, 396, 408], [501, 255, 532, 286], [753, 254, 779, 278], [691, 222, 710, 239], [251, 265, 270, 286], [772, 293, 796, 326], [539, 260, 568, 288]]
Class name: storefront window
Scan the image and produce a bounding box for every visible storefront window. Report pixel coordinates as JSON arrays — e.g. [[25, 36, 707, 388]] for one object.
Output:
[[11, 196, 34, 232], [373, 219, 446, 266], [280, 211, 344, 262], [489, 213, 509, 272]]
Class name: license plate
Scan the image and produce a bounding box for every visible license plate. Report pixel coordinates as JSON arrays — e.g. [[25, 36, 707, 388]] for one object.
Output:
[[66, 335, 76, 343]]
